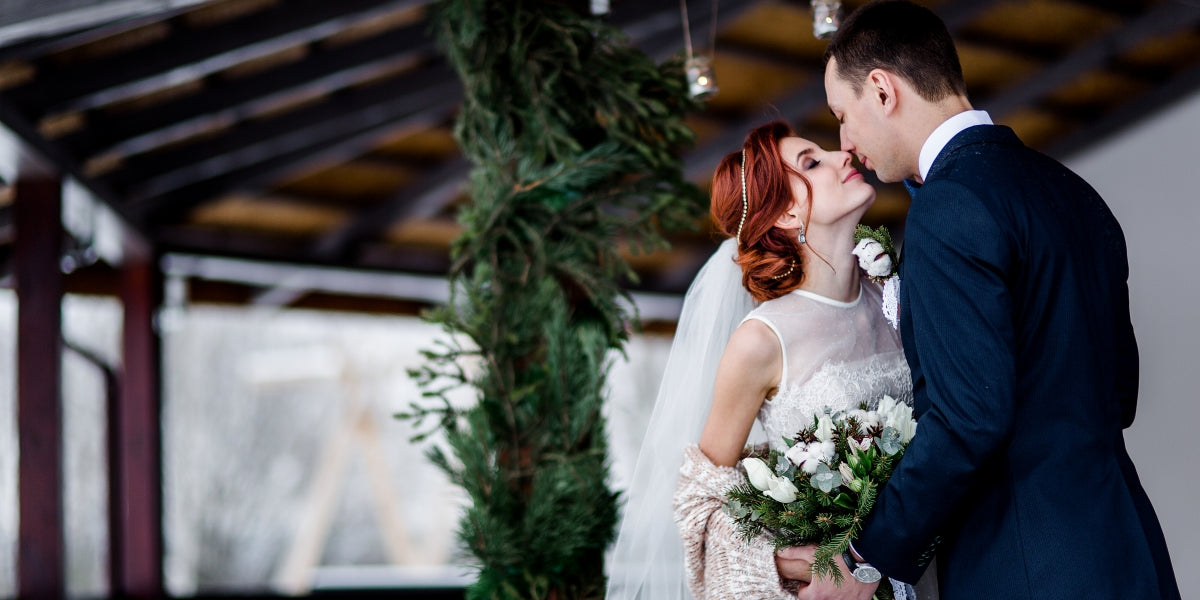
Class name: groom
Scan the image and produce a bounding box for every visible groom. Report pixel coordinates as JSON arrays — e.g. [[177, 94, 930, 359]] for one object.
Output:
[[779, 1, 1182, 598]]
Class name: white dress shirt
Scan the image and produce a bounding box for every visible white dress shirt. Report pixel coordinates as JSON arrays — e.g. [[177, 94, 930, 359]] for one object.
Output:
[[917, 110, 993, 182]]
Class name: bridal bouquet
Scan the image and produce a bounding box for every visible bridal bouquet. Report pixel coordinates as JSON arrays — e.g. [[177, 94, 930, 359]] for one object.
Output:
[[725, 397, 918, 598]]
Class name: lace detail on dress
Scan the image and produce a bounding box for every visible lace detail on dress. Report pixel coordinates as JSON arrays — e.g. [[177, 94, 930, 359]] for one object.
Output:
[[759, 350, 912, 452], [882, 277, 900, 330]]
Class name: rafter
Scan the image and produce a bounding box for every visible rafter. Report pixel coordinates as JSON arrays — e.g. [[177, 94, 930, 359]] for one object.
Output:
[[119, 62, 457, 207], [6, 0, 431, 117], [309, 156, 469, 261], [980, 1, 1200, 119], [0, 0, 207, 52], [1049, 60, 1200, 160], [59, 21, 436, 160]]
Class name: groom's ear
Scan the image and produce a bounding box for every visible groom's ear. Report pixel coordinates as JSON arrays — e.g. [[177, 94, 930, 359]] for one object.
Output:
[[868, 69, 898, 115]]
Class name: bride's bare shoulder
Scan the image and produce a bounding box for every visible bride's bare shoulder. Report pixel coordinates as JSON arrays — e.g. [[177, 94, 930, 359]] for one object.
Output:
[[724, 318, 781, 365]]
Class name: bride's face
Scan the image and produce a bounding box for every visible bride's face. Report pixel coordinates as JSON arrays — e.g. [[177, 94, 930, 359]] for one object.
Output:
[[777, 136, 876, 231]]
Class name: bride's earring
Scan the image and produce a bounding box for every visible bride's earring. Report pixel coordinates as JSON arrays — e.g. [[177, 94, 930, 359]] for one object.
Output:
[[797, 226, 806, 245]]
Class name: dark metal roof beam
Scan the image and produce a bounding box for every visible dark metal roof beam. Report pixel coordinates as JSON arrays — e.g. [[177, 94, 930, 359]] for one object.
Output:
[[8, 0, 432, 117], [0, 0, 207, 51], [309, 156, 470, 262], [120, 61, 458, 205], [1049, 60, 1200, 160], [981, 1, 1200, 118], [60, 20, 437, 160], [0, 3, 202, 61]]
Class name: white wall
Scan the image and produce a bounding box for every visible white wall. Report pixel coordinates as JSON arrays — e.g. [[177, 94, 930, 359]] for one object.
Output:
[[1064, 89, 1200, 598]]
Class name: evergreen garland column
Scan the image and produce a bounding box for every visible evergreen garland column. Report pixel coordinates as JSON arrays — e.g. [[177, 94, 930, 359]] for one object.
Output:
[[403, 1, 706, 598]]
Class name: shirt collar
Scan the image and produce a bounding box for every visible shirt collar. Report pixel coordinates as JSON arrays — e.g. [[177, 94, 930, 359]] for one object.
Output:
[[918, 110, 993, 182]]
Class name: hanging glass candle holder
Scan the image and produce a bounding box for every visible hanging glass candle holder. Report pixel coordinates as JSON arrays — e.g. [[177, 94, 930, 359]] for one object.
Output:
[[686, 55, 718, 100], [812, 0, 841, 39]]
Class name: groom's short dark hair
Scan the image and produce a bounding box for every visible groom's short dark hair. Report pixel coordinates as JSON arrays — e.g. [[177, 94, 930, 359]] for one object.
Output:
[[824, 0, 967, 102]]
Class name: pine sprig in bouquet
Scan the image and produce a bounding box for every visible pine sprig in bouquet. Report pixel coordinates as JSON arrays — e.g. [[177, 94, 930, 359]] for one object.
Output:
[[725, 397, 918, 599]]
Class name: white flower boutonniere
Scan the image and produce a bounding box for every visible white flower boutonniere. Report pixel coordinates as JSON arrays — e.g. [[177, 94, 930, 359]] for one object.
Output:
[[852, 224, 901, 330]]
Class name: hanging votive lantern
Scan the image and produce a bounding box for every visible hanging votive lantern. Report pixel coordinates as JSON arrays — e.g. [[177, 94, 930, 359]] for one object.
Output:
[[812, 0, 841, 39], [686, 55, 718, 100], [590, 0, 609, 15]]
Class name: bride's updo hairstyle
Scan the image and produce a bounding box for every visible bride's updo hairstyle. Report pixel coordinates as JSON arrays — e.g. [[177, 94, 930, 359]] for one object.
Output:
[[711, 121, 811, 302]]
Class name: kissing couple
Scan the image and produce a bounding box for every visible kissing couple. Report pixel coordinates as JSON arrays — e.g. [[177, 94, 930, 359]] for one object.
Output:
[[607, 2, 1181, 599]]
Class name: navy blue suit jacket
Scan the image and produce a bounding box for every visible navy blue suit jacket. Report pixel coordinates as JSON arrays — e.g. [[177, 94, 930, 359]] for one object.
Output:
[[855, 125, 1180, 599]]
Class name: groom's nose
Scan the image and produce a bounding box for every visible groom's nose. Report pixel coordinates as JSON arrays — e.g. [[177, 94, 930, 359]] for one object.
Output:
[[839, 127, 854, 153]]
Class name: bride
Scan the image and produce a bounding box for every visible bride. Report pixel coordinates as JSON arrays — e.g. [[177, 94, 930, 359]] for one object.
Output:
[[606, 121, 935, 599]]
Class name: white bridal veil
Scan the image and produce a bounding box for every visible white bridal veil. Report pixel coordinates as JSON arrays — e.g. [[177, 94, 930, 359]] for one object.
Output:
[[606, 238, 760, 599]]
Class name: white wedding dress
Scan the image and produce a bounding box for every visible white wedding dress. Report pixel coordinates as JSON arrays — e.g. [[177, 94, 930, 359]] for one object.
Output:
[[673, 280, 935, 599], [606, 240, 938, 600]]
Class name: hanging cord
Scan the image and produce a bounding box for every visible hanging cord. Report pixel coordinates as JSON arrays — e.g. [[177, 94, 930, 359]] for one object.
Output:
[[681, 0, 694, 59], [680, 0, 720, 59], [709, 0, 718, 56]]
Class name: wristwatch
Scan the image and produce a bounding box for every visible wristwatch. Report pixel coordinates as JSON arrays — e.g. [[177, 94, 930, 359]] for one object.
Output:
[[842, 550, 882, 584]]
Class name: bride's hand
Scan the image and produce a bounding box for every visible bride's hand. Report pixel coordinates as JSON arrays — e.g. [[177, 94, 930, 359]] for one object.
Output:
[[775, 546, 814, 582]]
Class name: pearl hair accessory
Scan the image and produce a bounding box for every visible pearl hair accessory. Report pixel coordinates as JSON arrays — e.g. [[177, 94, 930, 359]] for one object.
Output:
[[736, 148, 748, 243]]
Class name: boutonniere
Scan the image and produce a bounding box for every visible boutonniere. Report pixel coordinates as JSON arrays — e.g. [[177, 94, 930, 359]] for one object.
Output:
[[851, 224, 899, 283], [852, 225, 900, 330]]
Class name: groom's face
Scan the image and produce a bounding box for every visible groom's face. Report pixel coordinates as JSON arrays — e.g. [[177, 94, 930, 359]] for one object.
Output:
[[824, 58, 902, 183]]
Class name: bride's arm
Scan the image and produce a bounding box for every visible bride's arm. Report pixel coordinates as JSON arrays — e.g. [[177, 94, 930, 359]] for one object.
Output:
[[674, 445, 796, 599], [698, 320, 780, 465], [672, 320, 795, 599]]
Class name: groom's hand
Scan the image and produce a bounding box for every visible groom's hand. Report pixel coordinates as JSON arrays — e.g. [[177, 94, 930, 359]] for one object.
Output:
[[776, 546, 813, 582], [789, 544, 880, 600]]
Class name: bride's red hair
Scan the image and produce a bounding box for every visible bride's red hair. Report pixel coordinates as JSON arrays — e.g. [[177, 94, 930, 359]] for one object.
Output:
[[711, 121, 811, 302]]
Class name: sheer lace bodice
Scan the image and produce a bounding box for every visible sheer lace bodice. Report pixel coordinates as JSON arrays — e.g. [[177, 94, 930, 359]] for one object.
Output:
[[744, 280, 913, 453]]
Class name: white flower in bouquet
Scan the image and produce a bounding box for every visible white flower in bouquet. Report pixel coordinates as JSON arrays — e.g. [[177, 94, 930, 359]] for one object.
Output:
[[815, 440, 836, 463], [743, 457, 775, 491], [852, 238, 893, 278], [763, 475, 799, 503], [838, 462, 855, 485], [814, 413, 835, 442], [785, 440, 835, 475], [785, 442, 819, 475], [847, 408, 880, 432], [878, 395, 917, 444], [743, 457, 800, 503]]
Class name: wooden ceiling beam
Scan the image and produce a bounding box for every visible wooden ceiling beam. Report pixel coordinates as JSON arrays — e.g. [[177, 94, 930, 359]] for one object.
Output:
[[127, 103, 457, 227], [682, 0, 1030, 180], [981, 1, 1200, 119], [0, 4, 198, 61], [1049, 60, 1200, 160], [119, 61, 458, 210], [59, 20, 436, 160], [308, 156, 469, 261], [0, 0, 208, 53], [6, 0, 431, 117]]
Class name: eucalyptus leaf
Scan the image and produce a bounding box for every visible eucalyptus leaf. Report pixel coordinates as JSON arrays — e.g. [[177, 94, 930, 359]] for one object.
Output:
[[878, 427, 902, 455], [774, 454, 793, 476], [810, 464, 842, 493]]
